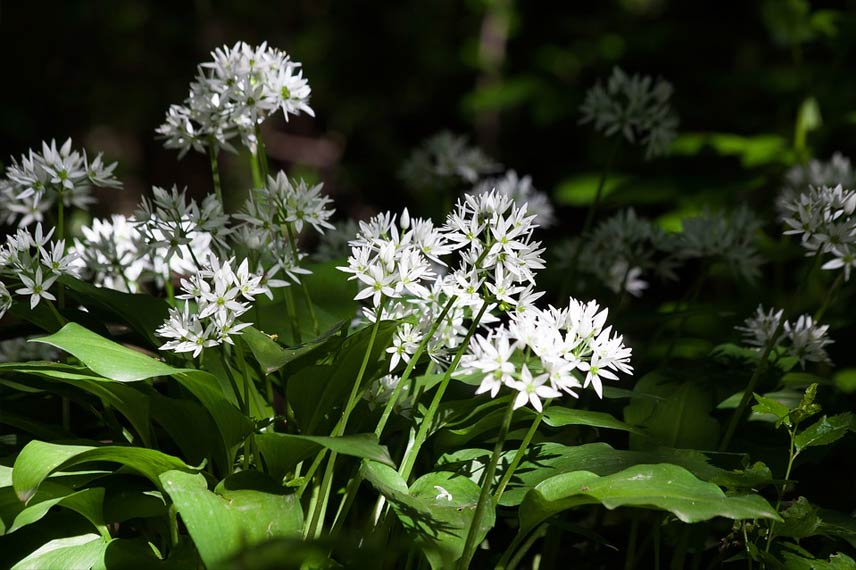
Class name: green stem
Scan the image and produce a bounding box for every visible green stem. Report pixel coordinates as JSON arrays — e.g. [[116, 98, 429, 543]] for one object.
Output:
[[255, 124, 270, 180], [45, 300, 67, 328], [398, 300, 490, 480], [765, 427, 797, 555], [208, 144, 224, 206], [493, 405, 546, 503], [814, 272, 843, 322], [329, 296, 458, 534], [503, 523, 547, 570], [283, 286, 303, 344], [305, 306, 387, 538], [458, 396, 516, 569], [249, 151, 263, 188], [284, 222, 320, 335], [56, 197, 66, 309], [718, 317, 786, 452], [376, 296, 457, 437]]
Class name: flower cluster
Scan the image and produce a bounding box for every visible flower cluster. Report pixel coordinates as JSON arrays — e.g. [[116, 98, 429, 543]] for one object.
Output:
[[674, 206, 763, 282], [70, 215, 148, 293], [0, 139, 121, 227], [470, 170, 555, 228], [399, 131, 499, 194], [782, 184, 856, 280], [0, 224, 78, 312], [156, 257, 269, 357], [737, 305, 833, 368], [562, 209, 678, 297], [459, 299, 632, 410], [339, 209, 447, 312], [776, 153, 853, 220], [156, 41, 313, 157], [443, 190, 545, 312], [579, 67, 679, 159], [131, 185, 228, 281], [234, 172, 335, 288]]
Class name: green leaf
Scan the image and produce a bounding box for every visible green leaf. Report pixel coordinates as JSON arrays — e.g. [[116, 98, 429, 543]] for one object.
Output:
[[30, 323, 252, 470], [160, 470, 302, 569], [777, 497, 821, 539], [31, 323, 175, 382], [496, 442, 772, 507], [752, 393, 793, 427], [7, 485, 109, 538], [12, 440, 196, 503], [11, 533, 108, 570], [794, 413, 855, 452], [242, 323, 347, 375], [0, 363, 153, 448], [519, 463, 781, 536], [361, 462, 494, 569], [623, 372, 719, 450], [781, 551, 856, 570], [256, 433, 394, 482], [542, 406, 645, 434]]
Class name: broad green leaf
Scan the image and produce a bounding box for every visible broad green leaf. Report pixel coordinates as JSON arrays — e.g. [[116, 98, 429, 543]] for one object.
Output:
[[12, 440, 196, 503], [160, 470, 302, 569], [361, 462, 494, 570], [0, 364, 153, 447], [11, 533, 108, 570], [519, 463, 781, 535], [794, 413, 855, 452], [7, 486, 109, 538], [30, 323, 252, 470], [495, 442, 772, 506], [781, 551, 856, 570], [31, 323, 174, 382], [256, 433, 394, 482], [670, 132, 791, 167], [242, 322, 347, 375], [542, 407, 645, 434], [777, 497, 821, 539], [623, 372, 719, 450]]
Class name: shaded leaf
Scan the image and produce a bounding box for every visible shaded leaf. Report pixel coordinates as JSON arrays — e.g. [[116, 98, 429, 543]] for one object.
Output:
[[160, 470, 302, 569], [519, 463, 780, 536]]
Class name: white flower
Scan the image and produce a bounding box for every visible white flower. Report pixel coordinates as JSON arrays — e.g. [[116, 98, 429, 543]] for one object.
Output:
[[784, 315, 832, 368], [737, 305, 785, 349], [16, 267, 58, 309], [509, 364, 561, 412], [0, 281, 11, 319]]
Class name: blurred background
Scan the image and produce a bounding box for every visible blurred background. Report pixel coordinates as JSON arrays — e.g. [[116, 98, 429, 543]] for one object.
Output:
[[2, 0, 856, 225]]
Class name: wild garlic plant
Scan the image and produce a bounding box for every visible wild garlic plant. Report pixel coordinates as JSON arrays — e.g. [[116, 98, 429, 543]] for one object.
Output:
[[3, 39, 855, 570]]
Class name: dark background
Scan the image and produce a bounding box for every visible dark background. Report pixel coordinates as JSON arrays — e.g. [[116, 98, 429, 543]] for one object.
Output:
[[2, 0, 855, 222]]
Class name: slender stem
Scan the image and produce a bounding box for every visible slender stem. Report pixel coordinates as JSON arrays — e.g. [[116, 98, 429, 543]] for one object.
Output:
[[45, 300, 67, 328], [282, 286, 303, 344], [398, 300, 490, 480], [504, 523, 547, 570], [493, 405, 546, 502], [56, 197, 66, 309], [718, 318, 786, 452], [306, 306, 387, 538], [376, 296, 457, 437], [765, 427, 797, 554], [208, 144, 224, 206], [255, 124, 270, 180], [285, 222, 320, 335], [625, 516, 639, 570], [814, 272, 843, 322], [580, 140, 619, 239], [249, 151, 263, 188], [168, 503, 179, 548], [458, 397, 516, 569]]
